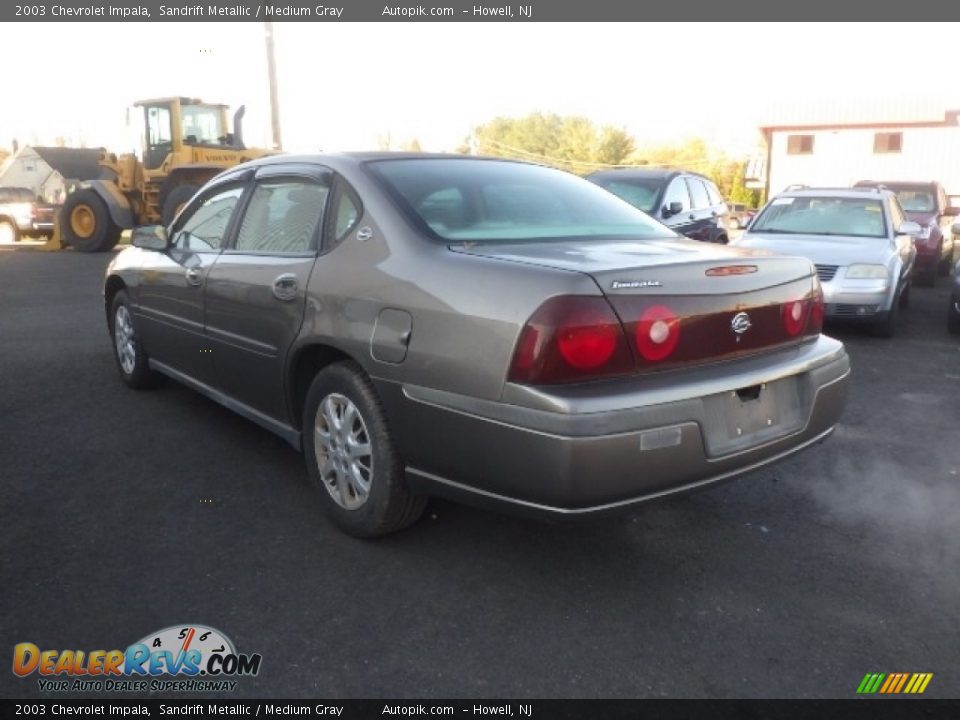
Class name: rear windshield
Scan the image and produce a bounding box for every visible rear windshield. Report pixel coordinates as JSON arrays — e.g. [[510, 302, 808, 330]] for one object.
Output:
[[588, 176, 664, 214], [750, 196, 887, 238], [367, 159, 673, 243], [0, 187, 34, 203]]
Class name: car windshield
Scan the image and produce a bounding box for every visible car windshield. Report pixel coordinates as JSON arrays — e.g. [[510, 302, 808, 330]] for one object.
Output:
[[588, 177, 663, 214], [892, 188, 935, 213], [750, 196, 887, 238], [368, 159, 673, 243]]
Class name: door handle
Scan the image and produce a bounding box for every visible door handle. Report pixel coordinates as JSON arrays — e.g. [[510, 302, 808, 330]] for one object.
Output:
[[185, 268, 203, 286], [688, 214, 696, 221], [272, 273, 298, 302]]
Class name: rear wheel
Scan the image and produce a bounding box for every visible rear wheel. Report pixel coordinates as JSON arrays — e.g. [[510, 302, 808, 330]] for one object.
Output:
[[161, 185, 199, 226], [303, 362, 426, 538], [62, 189, 121, 252], [949, 298, 960, 335], [0, 219, 19, 243]]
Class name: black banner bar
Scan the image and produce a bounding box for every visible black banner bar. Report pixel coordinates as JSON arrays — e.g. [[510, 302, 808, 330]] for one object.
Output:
[[3, 0, 958, 22], [3, 699, 960, 719]]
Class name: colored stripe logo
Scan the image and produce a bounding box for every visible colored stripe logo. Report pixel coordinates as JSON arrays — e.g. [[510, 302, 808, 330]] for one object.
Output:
[[857, 673, 933, 694]]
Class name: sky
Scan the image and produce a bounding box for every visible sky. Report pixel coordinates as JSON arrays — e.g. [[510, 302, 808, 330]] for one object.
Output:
[[2, 22, 959, 160]]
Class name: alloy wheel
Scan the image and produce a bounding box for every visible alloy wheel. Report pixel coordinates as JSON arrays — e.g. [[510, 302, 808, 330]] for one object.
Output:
[[114, 305, 136, 374], [314, 393, 374, 510]]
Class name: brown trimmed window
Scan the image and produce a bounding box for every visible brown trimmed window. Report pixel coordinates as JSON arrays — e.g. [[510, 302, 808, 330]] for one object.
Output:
[[787, 134, 814, 155], [873, 132, 902, 154]]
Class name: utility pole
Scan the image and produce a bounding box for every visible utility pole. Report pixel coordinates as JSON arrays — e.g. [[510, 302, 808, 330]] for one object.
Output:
[[264, 21, 283, 151]]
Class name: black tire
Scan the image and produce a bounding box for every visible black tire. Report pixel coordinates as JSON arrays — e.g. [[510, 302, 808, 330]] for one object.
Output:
[[302, 361, 426, 538], [108, 290, 161, 389], [898, 282, 910, 309], [949, 301, 960, 335], [0, 218, 20, 243], [61, 189, 121, 252], [914, 264, 936, 287], [161, 185, 199, 226], [715, 234, 729, 245], [873, 298, 898, 339]]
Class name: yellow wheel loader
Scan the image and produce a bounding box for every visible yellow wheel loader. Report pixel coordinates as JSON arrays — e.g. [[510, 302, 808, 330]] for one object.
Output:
[[55, 97, 272, 253]]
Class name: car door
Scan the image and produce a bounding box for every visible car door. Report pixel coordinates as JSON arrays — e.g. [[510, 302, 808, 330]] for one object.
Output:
[[888, 196, 917, 282], [684, 177, 714, 242], [135, 181, 247, 383], [660, 177, 694, 236], [203, 164, 332, 422]]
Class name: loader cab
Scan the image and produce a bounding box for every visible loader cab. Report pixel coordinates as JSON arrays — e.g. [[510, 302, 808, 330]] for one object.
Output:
[[136, 97, 231, 172]]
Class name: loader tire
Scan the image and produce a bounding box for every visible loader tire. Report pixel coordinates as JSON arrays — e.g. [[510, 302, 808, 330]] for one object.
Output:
[[62, 189, 121, 253], [161, 185, 200, 226]]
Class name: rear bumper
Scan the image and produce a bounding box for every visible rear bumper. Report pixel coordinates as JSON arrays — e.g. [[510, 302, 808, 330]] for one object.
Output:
[[382, 336, 849, 516]]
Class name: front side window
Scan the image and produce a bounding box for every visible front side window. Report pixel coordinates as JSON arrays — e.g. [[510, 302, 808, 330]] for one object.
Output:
[[235, 181, 327, 253], [368, 159, 673, 243], [661, 178, 691, 214], [751, 196, 886, 238], [172, 186, 243, 251]]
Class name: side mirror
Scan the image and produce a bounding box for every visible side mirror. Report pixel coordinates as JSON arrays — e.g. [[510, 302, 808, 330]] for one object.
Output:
[[896, 220, 922, 237], [131, 225, 168, 250], [662, 201, 683, 218], [944, 206, 960, 217]]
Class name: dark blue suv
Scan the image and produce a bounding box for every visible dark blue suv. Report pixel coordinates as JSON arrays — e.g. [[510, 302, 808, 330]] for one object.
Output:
[[587, 168, 731, 244]]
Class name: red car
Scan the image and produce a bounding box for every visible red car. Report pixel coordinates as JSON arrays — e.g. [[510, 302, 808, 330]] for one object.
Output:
[[855, 180, 959, 286]]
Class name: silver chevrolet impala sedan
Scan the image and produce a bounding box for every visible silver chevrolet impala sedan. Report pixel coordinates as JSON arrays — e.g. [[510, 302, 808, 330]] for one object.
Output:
[[104, 154, 849, 537]]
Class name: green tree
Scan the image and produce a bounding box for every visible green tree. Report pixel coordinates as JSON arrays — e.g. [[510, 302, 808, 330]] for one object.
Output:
[[471, 113, 634, 173]]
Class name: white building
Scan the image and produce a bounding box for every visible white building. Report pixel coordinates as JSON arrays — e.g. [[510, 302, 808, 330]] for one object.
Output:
[[0, 146, 105, 204], [755, 103, 960, 198]]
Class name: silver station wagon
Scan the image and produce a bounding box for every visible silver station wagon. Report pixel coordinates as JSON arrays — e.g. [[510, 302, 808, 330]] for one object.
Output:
[[104, 154, 850, 537]]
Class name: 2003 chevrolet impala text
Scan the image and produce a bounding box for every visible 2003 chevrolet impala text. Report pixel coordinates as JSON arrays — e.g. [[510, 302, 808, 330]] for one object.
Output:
[[104, 154, 849, 537]]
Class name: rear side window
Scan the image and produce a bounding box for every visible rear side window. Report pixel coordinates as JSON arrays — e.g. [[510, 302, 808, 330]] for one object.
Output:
[[172, 186, 244, 251], [686, 178, 710, 209], [235, 181, 328, 253], [331, 184, 361, 242]]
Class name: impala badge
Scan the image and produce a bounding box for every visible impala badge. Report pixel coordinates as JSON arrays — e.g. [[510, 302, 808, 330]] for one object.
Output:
[[611, 280, 662, 289], [731, 312, 752, 335]]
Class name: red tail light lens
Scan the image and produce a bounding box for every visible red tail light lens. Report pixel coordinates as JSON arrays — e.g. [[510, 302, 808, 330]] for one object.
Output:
[[635, 304, 681, 362], [809, 286, 824, 333], [782, 299, 808, 337], [508, 296, 633, 385]]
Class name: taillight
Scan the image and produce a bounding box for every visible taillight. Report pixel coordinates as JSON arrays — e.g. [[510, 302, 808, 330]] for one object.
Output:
[[782, 299, 808, 337], [508, 296, 633, 385], [809, 285, 824, 334], [635, 304, 681, 362]]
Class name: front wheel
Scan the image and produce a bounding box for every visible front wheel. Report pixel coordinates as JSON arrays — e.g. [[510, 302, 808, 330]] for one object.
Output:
[[109, 290, 161, 389], [874, 297, 899, 339], [303, 362, 426, 538]]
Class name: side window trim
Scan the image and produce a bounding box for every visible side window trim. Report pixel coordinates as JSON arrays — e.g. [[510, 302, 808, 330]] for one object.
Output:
[[224, 174, 331, 256]]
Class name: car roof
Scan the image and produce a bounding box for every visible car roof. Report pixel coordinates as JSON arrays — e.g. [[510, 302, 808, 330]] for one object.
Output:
[[856, 180, 939, 190], [775, 187, 895, 201], [587, 168, 704, 182]]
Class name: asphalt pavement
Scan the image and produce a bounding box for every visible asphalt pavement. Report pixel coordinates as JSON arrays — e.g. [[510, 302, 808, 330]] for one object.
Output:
[[1, 247, 958, 699]]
